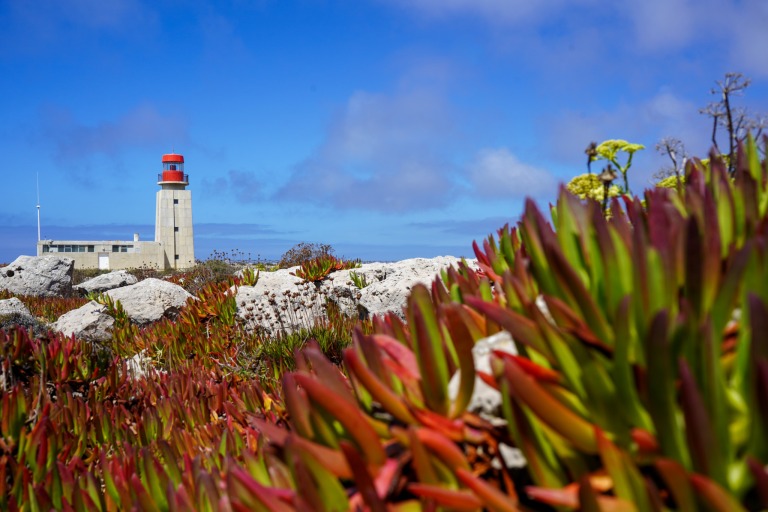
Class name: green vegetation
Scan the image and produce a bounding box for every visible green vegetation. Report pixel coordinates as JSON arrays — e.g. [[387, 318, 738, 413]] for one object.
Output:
[[292, 254, 361, 283], [4, 138, 768, 510], [349, 270, 370, 289]]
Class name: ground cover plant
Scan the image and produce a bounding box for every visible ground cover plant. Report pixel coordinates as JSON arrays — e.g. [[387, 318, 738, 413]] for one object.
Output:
[[2, 139, 768, 510]]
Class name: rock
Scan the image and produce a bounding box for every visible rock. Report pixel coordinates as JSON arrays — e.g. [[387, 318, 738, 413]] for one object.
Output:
[[52, 301, 115, 343], [448, 331, 518, 427], [235, 268, 321, 335], [447, 330, 526, 469], [125, 351, 153, 380], [354, 256, 469, 319], [106, 278, 193, 325], [74, 270, 138, 296], [0, 297, 47, 335], [0, 297, 35, 323], [235, 257, 470, 336], [0, 256, 74, 297]]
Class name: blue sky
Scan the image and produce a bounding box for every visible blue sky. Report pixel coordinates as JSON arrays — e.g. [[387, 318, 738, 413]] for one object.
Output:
[[2, 0, 767, 264]]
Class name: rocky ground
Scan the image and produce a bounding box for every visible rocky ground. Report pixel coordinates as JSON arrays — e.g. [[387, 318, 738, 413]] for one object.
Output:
[[0, 254, 475, 342]]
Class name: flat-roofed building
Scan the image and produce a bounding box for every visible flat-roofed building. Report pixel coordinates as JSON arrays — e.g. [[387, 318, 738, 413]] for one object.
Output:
[[37, 153, 195, 271]]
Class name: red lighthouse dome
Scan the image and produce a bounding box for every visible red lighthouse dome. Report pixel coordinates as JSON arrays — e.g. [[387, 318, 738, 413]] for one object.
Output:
[[158, 153, 188, 184]]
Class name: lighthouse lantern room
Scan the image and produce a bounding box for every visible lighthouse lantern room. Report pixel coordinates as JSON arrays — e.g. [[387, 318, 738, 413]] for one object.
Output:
[[158, 153, 189, 185]]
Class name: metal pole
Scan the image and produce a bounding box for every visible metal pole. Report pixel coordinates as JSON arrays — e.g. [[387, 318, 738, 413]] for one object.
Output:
[[36, 173, 41, 241]]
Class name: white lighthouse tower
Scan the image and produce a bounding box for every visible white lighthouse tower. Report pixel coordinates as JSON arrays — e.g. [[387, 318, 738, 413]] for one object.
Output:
[[155, 153, 195, 269]]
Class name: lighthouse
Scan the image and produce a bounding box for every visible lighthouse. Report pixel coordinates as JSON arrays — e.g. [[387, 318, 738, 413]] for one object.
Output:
[[155, 153, 195, 269]]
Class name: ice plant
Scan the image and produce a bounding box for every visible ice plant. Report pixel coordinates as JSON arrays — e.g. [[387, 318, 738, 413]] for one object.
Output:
[[3, 137, 768, 510], [292, 255, 361, 282]]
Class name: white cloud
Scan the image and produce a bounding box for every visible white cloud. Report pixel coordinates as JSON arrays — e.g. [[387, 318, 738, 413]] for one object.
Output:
[[3, 0, 155, 52], [61, 0, 150, 30], [619, 0, 768, 76], [382, 0, 768, 77], [276, 87, 459, 212], [469, 148, 556, 199], [623, 0, 696, 51], [727, 1, 768, 77], [201, 170, 263, 204], [379, 0, 589, 25], [40, 103, 189, 162]]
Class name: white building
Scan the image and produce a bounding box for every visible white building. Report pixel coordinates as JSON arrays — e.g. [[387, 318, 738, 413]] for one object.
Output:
[[37, 153, 195, 271]]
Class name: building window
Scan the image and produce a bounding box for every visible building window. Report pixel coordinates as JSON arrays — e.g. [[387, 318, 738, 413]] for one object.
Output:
[[112, 245, 134, 253], [174, 227, 179, 232], [174, 255, 179, 260], [44, 244, 97, 253], [173, 199, 179, 205]]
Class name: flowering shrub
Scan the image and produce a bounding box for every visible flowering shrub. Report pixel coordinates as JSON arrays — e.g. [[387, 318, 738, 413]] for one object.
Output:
[[566, 173, 621, 201]]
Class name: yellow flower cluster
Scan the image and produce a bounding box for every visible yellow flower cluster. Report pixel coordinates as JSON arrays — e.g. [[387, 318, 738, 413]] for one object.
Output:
[[655, 174, 686, 189], [566, 173, 621, 201]]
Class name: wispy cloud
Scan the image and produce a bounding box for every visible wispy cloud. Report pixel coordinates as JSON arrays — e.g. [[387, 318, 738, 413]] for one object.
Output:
[[201, 170, 263, 204], [195, 223, 284, 238], [39, 103, 189, 163], [409, 216, 516, 238], [381, 0, 768, 78], [276, 86, 459, 212], [378, 0, 592, 25], [727, 1, 768, 77], [469, 148, 556, 199], [1, 0, 156, 54], [622, 0, 696, 51], [35, 104, 189, 186]]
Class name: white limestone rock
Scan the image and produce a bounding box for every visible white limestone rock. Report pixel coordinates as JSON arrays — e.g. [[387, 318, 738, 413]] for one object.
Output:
[[52, 301, 115, 343], [448, 331, 518, 426], [354, 256, 469, 319], [235, 268, 325, 335], [106, 278, 193, 325], [0, 256, 74, 297], [235, 257, 471, 335], [125, 351, 153, 380], [0, 297, 48, 335], [74, 270, 138, 295], [0, 297, 35, 322]]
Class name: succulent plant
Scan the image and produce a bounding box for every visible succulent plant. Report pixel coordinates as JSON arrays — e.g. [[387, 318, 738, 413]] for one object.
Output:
[[4, 137, 768, 511]]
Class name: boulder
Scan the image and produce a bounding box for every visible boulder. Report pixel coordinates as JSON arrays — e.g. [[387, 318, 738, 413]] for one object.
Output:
[[0, 297, 35, 322], [106, 278, 193, 325], [235, 268, 317, 335], [52, 301, 115, 343], [0, 255, 74, 297], [354, 256, 469, 319], [74, 270, 138, 296], [0, 297, 50, 336], [448, 331, 517, 426], [0, 297, 41, 331], [235, 256, 471, 335]]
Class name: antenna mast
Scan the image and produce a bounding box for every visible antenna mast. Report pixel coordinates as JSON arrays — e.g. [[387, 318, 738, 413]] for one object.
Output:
[[36, 173, 41, 242]]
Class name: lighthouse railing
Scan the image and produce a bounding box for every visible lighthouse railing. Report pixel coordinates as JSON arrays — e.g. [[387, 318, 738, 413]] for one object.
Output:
[[158, 173, 189, 182]]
